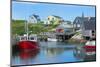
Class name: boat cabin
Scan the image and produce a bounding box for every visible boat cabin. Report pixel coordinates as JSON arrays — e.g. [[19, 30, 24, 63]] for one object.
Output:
[[19, 34, 37, 42]]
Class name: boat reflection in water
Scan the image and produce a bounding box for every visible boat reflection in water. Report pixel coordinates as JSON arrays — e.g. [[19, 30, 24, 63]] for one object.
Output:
[[73, 48, 96, 61], [12, 49, 40, 66], [20, 50, 39, 60], [19, 49, 40, 64]]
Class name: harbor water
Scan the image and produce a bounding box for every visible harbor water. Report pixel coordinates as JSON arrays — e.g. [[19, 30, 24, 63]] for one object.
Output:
[[11, 41, 85, 66]]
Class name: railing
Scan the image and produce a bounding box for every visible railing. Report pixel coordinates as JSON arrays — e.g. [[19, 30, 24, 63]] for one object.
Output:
[[56, 32, 75, 35], [39, 31, 75, 37]]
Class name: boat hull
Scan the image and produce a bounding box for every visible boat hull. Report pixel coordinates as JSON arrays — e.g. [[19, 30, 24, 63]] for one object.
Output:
[[18, 41, 39, 50]]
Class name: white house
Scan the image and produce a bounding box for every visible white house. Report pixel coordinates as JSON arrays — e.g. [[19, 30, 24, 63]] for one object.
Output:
[[28, 14, 40, 23]]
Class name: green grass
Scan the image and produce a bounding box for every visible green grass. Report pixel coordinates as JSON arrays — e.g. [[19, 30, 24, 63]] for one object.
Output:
[[11, 20, 59, 36]]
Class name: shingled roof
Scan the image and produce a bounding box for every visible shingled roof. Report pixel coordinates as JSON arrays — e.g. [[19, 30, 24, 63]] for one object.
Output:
[[83, 17, 96, 30], [73, 17, 89, 24]]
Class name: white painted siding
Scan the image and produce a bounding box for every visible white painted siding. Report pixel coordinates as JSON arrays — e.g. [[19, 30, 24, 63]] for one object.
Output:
[[82, 30, 91, 37]]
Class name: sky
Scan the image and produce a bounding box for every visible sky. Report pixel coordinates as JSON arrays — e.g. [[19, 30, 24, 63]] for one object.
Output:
[[12, 1, 95, 22]]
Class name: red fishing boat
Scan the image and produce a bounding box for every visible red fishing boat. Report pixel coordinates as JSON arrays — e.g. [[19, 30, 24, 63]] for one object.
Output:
[[83, 40, 96, 55], [17, 20, 39, 50], [18, 34, 39, 50]]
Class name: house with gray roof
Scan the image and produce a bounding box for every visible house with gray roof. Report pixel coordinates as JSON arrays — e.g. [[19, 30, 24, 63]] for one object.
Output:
[[73, 16, 89, 30], [73, 13, 96, 40], [81, 17, 96, 40]]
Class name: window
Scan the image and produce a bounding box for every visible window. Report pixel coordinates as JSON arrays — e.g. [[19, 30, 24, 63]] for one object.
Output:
[[30, 37, 34, 40], [21, 37, 27, 40], [92, 30, 94, 33]]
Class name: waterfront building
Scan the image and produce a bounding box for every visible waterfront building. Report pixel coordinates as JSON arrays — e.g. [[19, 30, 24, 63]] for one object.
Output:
[[44, 15, 63, 25], [56, 21, 73, 33], [73, 13, 96, 40], [81, 17, 96, 40]]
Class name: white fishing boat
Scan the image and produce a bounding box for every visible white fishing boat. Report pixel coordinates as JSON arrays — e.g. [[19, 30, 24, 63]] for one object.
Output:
[[47, 37, 57, 41]]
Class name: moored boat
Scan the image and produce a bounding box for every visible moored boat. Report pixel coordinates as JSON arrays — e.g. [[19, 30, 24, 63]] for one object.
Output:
[[17, 19, 39, 50], [47, 37, 57, 41], [83, 40, 96, 52], [73, 39, 96, 59], [18, 34, 39, 50]]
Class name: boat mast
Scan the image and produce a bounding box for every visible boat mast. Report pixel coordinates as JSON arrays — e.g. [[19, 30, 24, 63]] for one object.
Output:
[[25, 19, 29, 40]]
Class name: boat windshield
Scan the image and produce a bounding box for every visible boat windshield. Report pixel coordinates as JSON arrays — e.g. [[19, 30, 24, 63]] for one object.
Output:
[[19, 35, 37, 41], [29, 37, 34, 40], [20, 36, 27, 40]]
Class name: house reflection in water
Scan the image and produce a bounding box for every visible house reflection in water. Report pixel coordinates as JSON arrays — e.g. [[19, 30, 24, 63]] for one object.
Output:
[[41, 46, 74, 57], [42, 47, 65, 57]]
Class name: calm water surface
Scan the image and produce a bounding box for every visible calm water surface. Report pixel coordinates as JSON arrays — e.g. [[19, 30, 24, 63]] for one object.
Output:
[[12, 41, 83, 66]]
